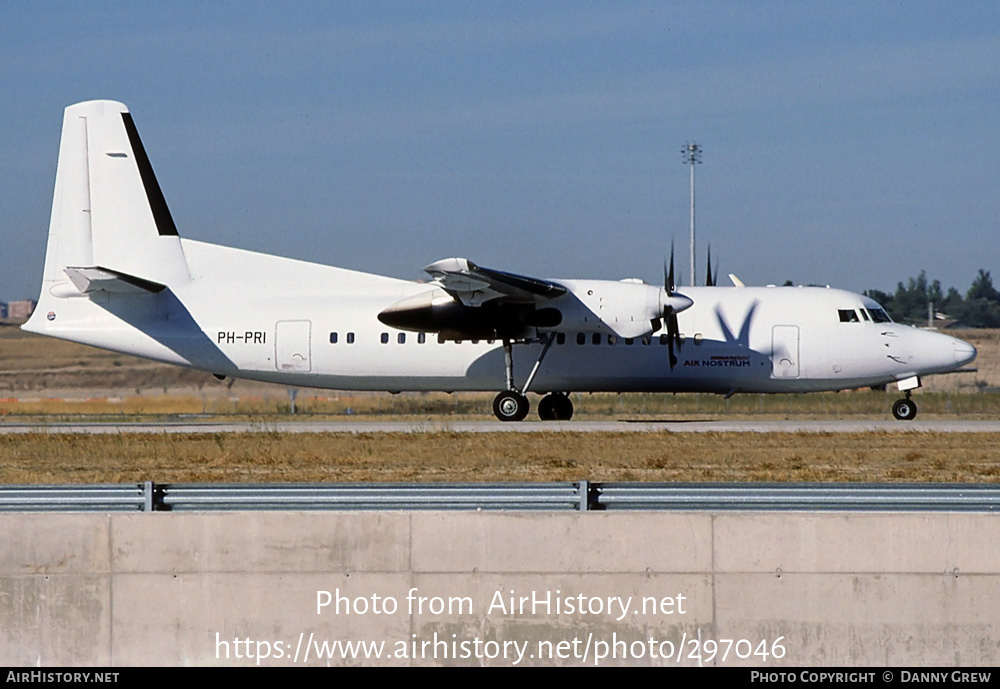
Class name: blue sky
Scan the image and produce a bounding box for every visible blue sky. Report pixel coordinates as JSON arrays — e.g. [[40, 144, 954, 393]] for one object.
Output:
[[2, 2, 998, 301]]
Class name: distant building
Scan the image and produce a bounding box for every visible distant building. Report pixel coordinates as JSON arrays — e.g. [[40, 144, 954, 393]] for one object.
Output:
[[0, 302, 7, 319], [933, 319, 973, 330], [7, 300, 36, 321]]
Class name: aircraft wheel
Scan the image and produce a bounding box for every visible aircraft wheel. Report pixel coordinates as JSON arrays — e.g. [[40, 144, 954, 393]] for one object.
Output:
[[556, 395, 574, 421], [537, 394, 558, 420], [537, 393, 573, 421], [540, 393, 574, 421], [493, 391, 529, 422], [892, 398, 917, 421]]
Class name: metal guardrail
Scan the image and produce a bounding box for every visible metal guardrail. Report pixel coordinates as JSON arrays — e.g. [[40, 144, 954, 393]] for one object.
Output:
[[159, 482, 588, 512], [593, 483, 1000, 512], [0, 482, 153, 512], [1, 482, 999, 512]]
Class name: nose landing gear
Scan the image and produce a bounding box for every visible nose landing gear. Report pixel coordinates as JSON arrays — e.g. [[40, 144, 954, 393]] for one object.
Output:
[[891, 392, 918, 421]]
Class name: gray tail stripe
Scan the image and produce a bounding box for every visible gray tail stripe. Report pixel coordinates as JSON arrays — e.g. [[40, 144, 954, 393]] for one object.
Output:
[[121, 112, 179, 237]]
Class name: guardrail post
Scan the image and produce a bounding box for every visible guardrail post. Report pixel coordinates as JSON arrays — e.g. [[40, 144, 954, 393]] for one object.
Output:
[[143, 481, 154, 512]]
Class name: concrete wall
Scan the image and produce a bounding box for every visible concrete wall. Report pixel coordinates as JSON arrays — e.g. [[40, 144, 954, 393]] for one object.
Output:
[[2, 511, 998, 666]]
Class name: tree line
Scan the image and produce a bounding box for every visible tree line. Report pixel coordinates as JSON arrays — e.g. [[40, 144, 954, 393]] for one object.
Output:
[[862, 270, 1000, 327]]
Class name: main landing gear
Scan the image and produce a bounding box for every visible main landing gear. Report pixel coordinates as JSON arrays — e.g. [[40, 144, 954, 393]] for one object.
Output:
[[537, 392, 573, 421], [492, 335, 574, 422], [492, 390, 574, 422], [493, 390, 530, 422], [891, 392, 918, 421]]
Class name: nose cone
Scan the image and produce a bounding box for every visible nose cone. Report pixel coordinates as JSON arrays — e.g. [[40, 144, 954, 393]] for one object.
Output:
[[909, 329, 978, 375], [953, 339, 977, 367]]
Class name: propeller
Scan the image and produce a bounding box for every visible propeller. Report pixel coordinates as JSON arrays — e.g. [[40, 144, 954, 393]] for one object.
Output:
[[648, 242, 693, 368], [661, 243, 686, 369], [705, 246, 719, 287]]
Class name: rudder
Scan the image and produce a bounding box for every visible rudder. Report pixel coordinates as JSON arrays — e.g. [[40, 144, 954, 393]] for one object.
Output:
[[32, 100, 190, 301]]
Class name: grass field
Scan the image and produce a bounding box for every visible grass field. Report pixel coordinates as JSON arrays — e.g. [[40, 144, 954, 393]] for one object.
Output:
[[3, 430, 1000, 485], [3, 389, 1000, 420]]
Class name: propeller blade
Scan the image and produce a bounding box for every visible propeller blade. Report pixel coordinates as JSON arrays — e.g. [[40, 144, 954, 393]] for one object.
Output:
[[663, 239, 688, 369], [667, 311, 680, 368], [667, 242, 676, 295]]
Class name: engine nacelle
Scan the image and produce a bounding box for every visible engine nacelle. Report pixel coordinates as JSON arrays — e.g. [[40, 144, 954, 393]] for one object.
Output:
[[541, 279, 692, 339], [377, 289, 531, 340]]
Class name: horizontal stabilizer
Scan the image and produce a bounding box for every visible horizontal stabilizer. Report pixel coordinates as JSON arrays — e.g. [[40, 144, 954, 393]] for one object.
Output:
[[64, 266, 166, 295]]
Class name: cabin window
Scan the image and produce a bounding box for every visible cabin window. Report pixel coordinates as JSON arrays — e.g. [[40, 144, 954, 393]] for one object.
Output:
[[471, 339, 480, 345], [438, 334, 446, 344], [592, 333, 601, 345], [418, 333, 426, 344], [380, 332, 389, 344], [577, 333, 586, 345], [642, 336, 651, 346], [608, 335, 616, 345], [329, 332, 338, 344], [556, 333, 565, 345], [838, 309, 859, 323], [625, 338, 634, 345], [347, 332, 355, 344], [659, 334, 669, 345], [397, 333, 406, 344]]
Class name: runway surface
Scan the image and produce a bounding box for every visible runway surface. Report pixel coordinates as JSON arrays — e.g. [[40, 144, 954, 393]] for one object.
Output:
[[2, 419, 1000, 434]]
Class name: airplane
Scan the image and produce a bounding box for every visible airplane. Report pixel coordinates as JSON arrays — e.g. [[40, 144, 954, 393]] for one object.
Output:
[[23, 100, 977, 422]]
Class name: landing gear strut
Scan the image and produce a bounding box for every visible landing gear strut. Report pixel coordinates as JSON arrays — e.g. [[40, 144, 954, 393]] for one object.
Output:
[[491, 335, 563, 422], [891, 392, 918, 421]]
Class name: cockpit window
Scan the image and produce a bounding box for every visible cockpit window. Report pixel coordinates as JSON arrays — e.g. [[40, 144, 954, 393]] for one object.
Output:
[[868, 307, 892, 323], [859, 309, 870, 321], [838, 309, 859, 323]]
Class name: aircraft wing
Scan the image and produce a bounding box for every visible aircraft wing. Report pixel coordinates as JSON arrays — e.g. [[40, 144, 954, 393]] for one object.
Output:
[[424, 258, 566, 306], [380, 256, 691, 342]]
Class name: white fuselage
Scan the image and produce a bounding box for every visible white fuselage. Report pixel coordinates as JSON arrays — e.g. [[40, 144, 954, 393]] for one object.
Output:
[[25, 239, 976, 396]]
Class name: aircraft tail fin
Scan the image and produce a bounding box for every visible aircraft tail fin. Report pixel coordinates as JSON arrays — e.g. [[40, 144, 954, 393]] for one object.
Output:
[[31, 100, 190, 302]]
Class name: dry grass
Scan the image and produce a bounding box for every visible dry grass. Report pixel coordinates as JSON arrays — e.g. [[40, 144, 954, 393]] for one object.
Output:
[[2, 431, 999, 484], [3, 389, 1000, 420]]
